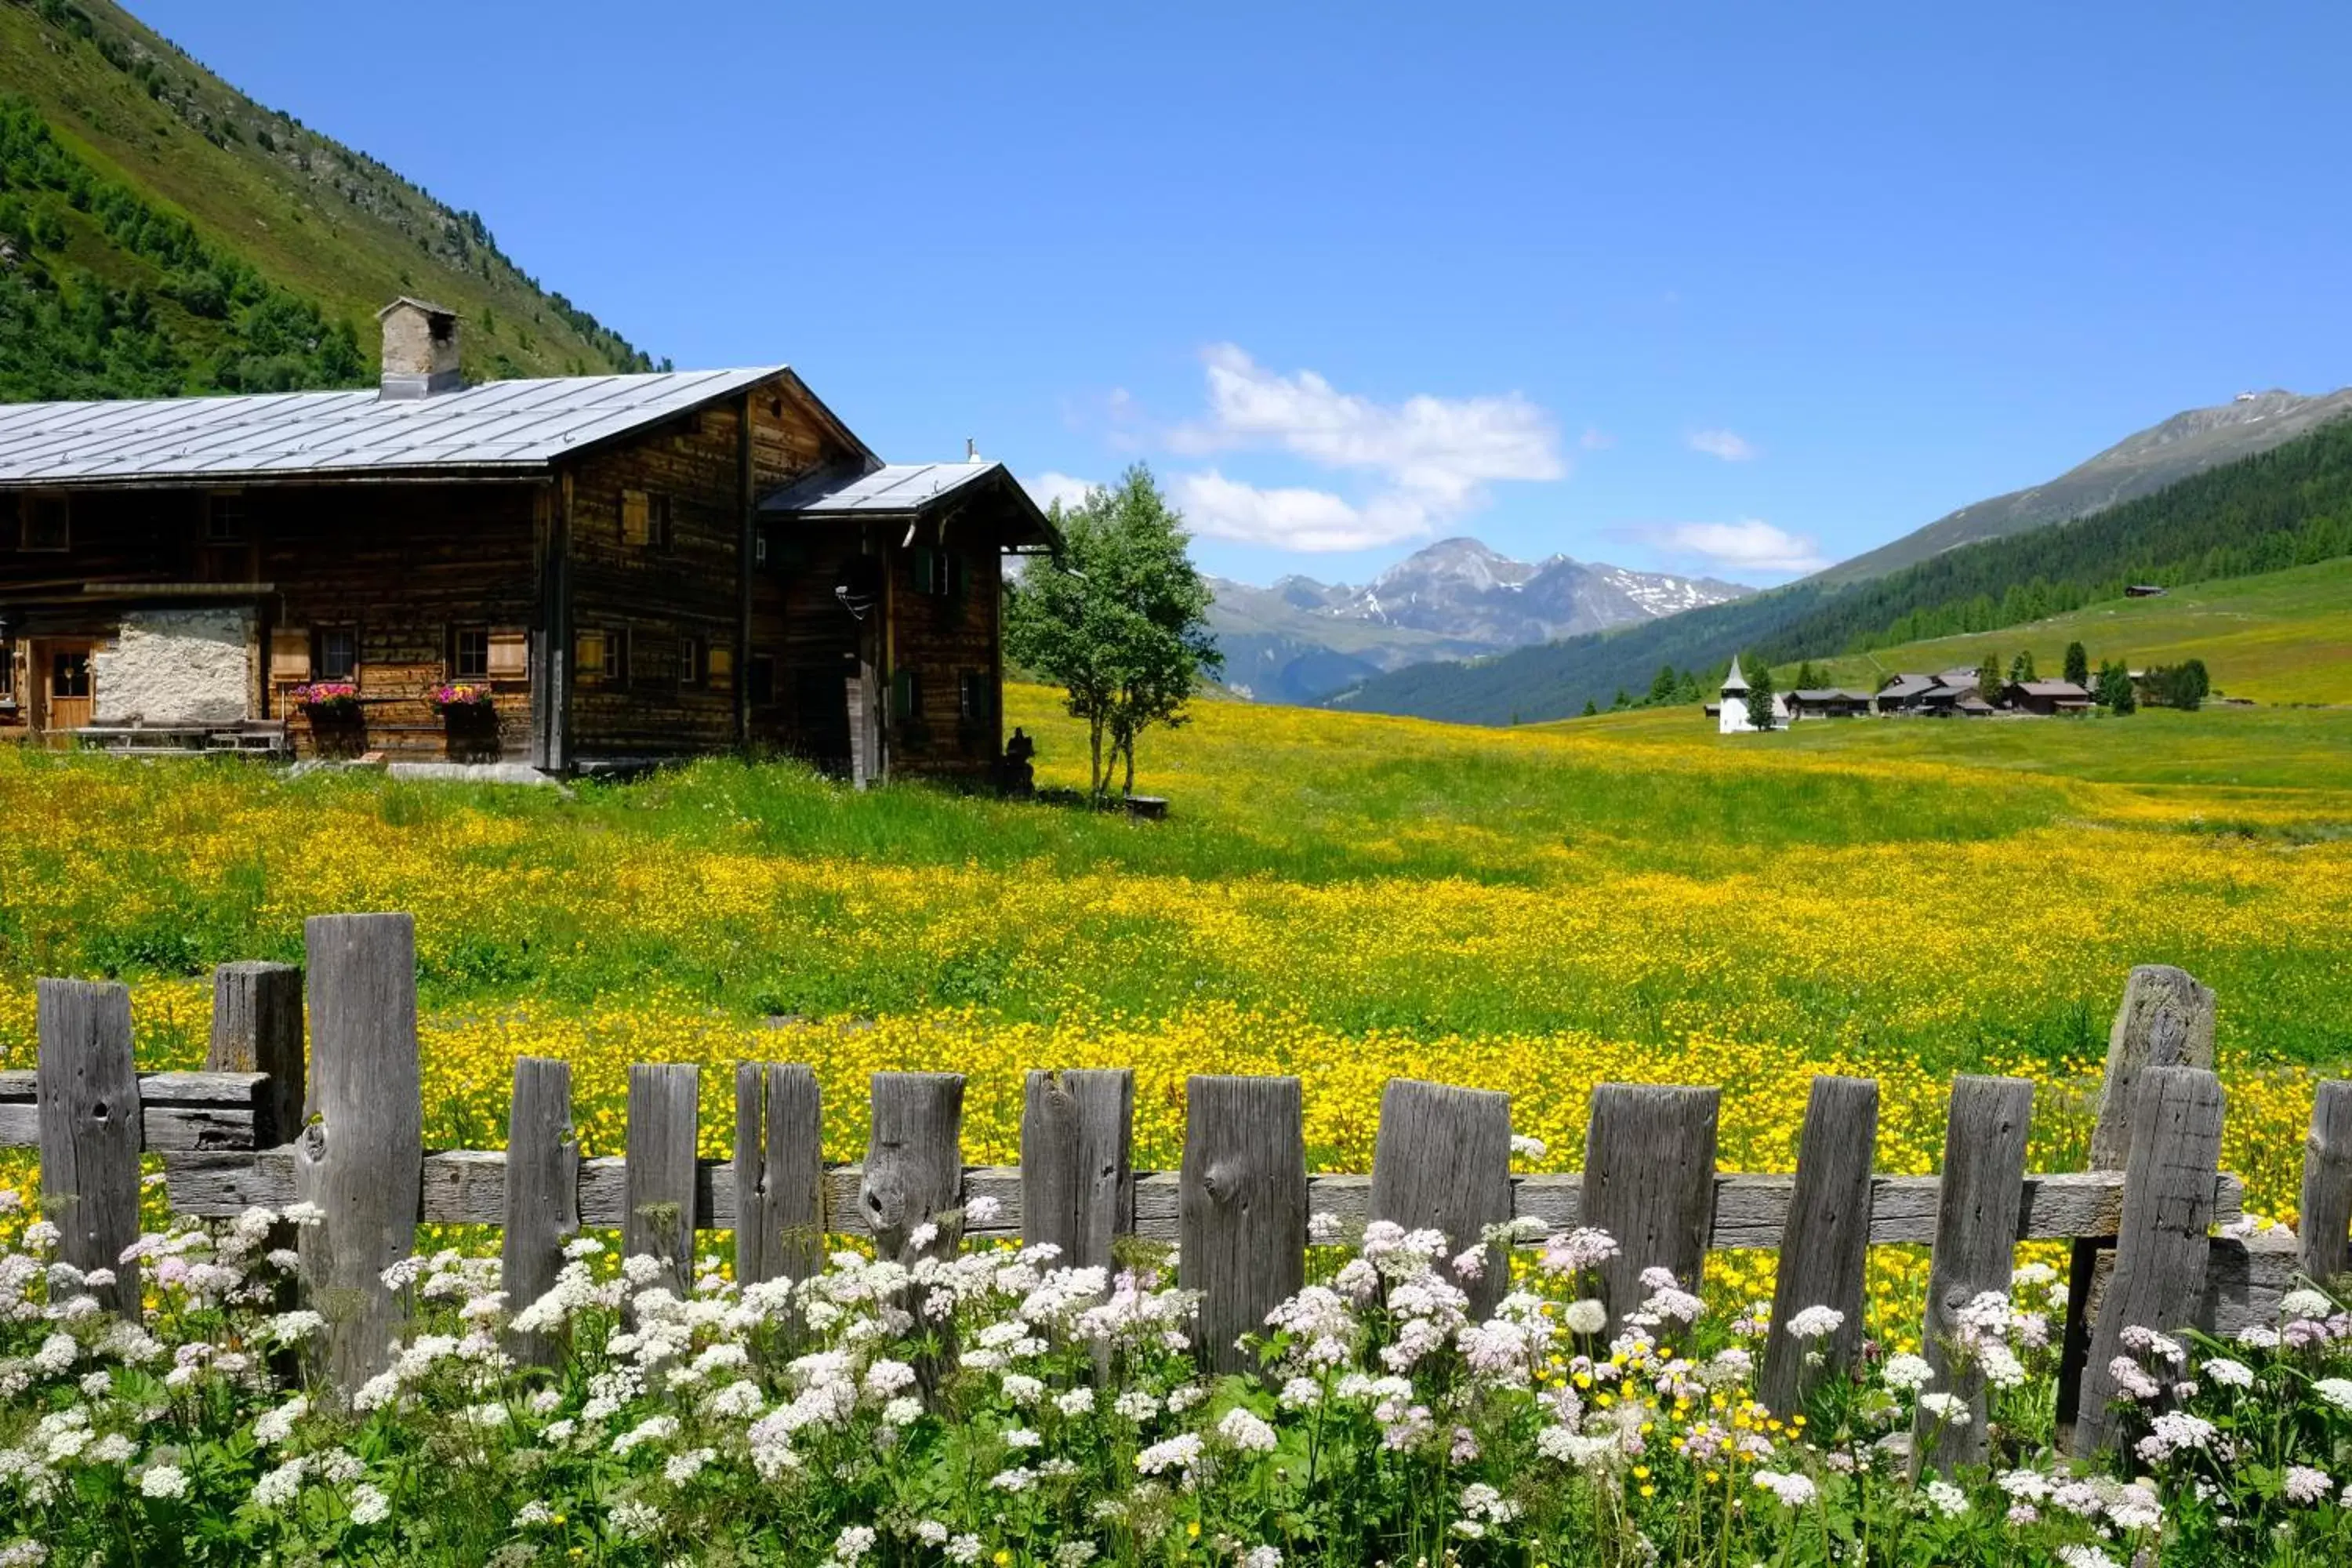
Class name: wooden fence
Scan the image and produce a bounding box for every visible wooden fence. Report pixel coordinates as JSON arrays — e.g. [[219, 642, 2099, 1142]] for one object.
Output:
[[7, 913, 2350, 1462]]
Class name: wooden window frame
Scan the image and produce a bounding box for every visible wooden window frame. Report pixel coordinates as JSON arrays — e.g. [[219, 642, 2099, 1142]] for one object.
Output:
[[205, 492, 247, 544], [314, 625, 360, 683], [621, 489, 675, 550], [49, 648, 92, 699], [452, 626, 491, 681], [957, 669, 990, 724], [576, 627, 630, 684], [0, 639, 15, 701], [19, 495, 69, 553], [677, 630, 705, 690]]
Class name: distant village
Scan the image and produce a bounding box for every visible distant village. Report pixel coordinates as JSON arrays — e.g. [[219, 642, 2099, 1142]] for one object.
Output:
[[1706, 647, 2216, 733]]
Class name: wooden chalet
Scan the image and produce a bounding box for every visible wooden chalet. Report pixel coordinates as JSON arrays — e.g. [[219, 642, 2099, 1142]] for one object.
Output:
[[2003, 679, 2095, 716], [0, 299, 1056, 780], [1785, 688, 1872, 719]]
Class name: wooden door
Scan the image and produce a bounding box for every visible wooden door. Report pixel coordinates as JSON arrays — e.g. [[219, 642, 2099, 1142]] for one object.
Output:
[[36, 641, 95, 737]]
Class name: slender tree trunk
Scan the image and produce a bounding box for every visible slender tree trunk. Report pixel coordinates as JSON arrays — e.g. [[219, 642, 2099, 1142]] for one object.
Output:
[[1087, 715, 1107, 804], [1122, 736, 1136, 798]]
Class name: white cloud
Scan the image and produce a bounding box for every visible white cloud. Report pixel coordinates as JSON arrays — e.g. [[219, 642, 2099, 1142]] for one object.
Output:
[[1164, 345, 1563, 552], [1653, 519, 1828, 577], [1171, 470, 1436, 553], [1022, 470, 1098, 514], [1686, 428, 1759, 462]]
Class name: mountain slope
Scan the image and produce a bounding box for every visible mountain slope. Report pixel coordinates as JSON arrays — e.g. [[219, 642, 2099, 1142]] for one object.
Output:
[[1802, 555, 2352, 707], [1333, 409, 2352, 724], [1209, 538, 1751, 703], [0, 0, 651, 398], [1814, 387, 2352, 586]]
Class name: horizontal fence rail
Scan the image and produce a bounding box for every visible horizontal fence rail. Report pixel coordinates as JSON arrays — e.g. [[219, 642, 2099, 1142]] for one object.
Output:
[[1, 926, 2342, 1463]]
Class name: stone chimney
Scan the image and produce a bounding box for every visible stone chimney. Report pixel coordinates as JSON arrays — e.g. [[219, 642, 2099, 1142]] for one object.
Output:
[[375, 296, 462, 399]]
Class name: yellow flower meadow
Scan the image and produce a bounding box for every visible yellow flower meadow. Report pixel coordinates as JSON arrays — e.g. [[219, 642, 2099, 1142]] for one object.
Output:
[[0, 688, 2346, 1341]]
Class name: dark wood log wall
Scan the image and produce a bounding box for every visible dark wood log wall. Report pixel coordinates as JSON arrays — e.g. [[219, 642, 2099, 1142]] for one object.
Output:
[[887, 521, 1002, 778], [562, 384, 847, 760], [264, 484, 541, 760]]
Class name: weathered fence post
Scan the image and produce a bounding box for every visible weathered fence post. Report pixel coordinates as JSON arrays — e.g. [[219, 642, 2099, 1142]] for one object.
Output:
[[1761, 1075, 1879, 1414], [2073, 1065, 2226, 1457], [207, 960, 303, 1147], [1022, 1069, 1134, 1272], [1582, 1083, 1720, 1329], [735, 1062, 825, 1287], [36, 979, 140, 1318], [1181, 1075, 1307, 1374], [623, 1063, 701, 1294], [1370, 1078, 1513, 1320], [295, 913, 423, 1393], [2299, 1081, 2352, 1286], [504, 1056, 579, 1365], [862, 1073, 966, 1265], [2056, 964, 2215, 1445], [1916, 1075, 2034, 1472]]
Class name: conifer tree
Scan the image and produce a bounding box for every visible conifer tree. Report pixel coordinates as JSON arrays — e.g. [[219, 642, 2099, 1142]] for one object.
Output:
[[2063, 641, 2089, 687]]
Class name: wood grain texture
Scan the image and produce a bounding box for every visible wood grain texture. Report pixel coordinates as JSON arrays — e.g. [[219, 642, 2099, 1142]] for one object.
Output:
[[860, 1073, 966, 1266], [36, 979, 141, 1317], [157, 1152, 2241, 1247], [2299, 1081, 2352, 1285], [622, 1063, 701, 1294], [2060, 965, 2217, 1443], [1181, 1075, 1307, 1374], [1916, 1076, 2034, 1472], [2074, 1066, 2227, 1457], [1582, 1084, 1719, 1330], [293, 914, 423, 1392], [1370, 1078, 1513, 1319], [503, 1057, 579, 1366], [1761, 1076, 1879, 1414], [208, 961, 303, 1147], [1022, 1069, 1135, 1272], [735, 1062, 824, 1287]]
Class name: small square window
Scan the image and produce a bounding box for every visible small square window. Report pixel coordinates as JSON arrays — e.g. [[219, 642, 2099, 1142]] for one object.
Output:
[[622, 490, 674, 549], [314, 627, 358, 681], [677, 632, 704, 689], [205, 494, 247, 544], [958, 670, 990, 722], [452, 627, 490, 681], [20, 496, 68, 553]]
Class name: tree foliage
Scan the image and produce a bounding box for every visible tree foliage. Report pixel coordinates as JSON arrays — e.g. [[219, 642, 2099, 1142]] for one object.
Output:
[[2063, 641, 2089, 687], [1741, 659, 1777, 731], [0, 96, 368, 399], [1003, 465, 1220, 803]]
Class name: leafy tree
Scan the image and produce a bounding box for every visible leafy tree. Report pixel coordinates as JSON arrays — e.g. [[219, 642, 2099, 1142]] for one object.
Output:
[[1975, 652, 2002, 699], [2063, 641, 2089, 687], [1742, 659, 1777, 731], [1003, 465, 1220, 804], [2141, 659, 2212, 710], [2096, 660, 2137, 714]]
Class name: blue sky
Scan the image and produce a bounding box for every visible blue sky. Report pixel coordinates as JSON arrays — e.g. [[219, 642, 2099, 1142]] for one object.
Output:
[[141, 2, 2352, 588]]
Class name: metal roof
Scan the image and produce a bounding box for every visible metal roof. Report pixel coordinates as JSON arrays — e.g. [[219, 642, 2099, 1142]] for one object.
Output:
[[0, 367, 789, 488], [759, 461, 1006, 515]]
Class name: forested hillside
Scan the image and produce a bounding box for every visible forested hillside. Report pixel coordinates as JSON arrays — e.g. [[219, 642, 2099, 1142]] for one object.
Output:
[[1336, 412, 2352, 724], [0, 0, 652, 401]]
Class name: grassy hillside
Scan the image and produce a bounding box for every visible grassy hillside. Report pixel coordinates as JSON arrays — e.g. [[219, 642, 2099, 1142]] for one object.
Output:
[[1336, 412, 2352, 724], [1788, 556, 2352, 707], [0, 0, 652, 396]]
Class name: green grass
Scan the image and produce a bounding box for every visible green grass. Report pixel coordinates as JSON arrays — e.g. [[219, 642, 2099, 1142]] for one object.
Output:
[[0, 0, 647, 377], [1791, 556, 2352, 706]]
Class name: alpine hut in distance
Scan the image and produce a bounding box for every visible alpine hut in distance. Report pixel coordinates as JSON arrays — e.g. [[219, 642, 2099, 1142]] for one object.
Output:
[[0, 299, 1057, 782]]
